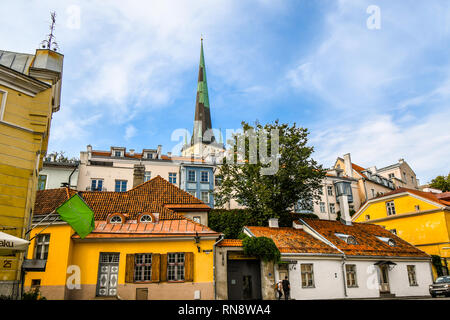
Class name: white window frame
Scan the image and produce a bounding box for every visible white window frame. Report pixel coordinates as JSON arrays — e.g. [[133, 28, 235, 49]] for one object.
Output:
[[327, 186, 333, 196], [345, 264, 358, 288], [0, 89, 7, 120], [407, 265, 418, 286], [193, 216, 201, 224], [386, 201, 396, 216], [167, 253, 185, 281], [319, 202, 326, 213], [201, 191, 209, 203], [134, 253, 152, 282], [139, 214, 152, 223], [110, 215, 123, 224], [115, 180, 127, 192], [91, 178, 104, 191], [34, 234, 50, 260], [329, 203, 335, 214], [301, 264, 315, 288]]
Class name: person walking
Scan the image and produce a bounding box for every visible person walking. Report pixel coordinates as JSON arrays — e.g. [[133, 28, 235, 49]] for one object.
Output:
[[276, 280, 283, 300], [282, 276, 290, 300]]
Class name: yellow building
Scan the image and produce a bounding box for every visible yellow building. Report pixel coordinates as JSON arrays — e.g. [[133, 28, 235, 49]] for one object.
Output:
[[24, 176, 221, 300], [0, 48, 63, 297], [352, 187, 450, 278]]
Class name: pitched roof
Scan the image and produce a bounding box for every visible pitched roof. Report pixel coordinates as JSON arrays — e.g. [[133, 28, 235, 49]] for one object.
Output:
[[72, 218, 219, 239], [370, 187, 450, 206], [0, 50, 34, 75], [245, 226, 341, 255], [33, 176, 210, 221], [301, 218, 429, 258]]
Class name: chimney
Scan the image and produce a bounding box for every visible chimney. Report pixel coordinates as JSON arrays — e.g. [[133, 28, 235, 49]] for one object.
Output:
[[268, 218, 279, 228], [157, 145, 162, 159], [167, 152, 172, 158], [343, 153, 352, 178], [87, 145, 92, 160], [399, 158, 404, 164], [133, 163, 146, 187], [129, 149, 135, 156], [293, 220, 303, 230], [153, 212, 160, 222], [369, 166, 377, 174], [338, 195, 352, 226]]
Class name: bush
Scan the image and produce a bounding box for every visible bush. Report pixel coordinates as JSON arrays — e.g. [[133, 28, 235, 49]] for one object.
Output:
[[242, 237, 281, 262], [22, 288, 46, 300]]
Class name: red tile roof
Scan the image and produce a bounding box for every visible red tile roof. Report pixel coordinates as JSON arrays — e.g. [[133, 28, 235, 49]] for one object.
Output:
[[352, 163, 368, 179], [33, 176, 210, 221], [216, 239, 243, 247], [245, 226, 341, 254], [72, 218, 219, 239], [301, 218, 429, 258]]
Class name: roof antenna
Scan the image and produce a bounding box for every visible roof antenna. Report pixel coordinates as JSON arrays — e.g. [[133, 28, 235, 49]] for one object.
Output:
[[40, 12, 59, 52]]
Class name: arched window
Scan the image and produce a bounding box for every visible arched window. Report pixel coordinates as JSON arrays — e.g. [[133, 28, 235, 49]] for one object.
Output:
[[110, 215, 123, 224], [139, 214, 153, 223]]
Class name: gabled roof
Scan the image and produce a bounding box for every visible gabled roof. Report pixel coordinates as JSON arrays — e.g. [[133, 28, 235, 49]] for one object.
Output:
[[364, 187, 450, 207], [245, 226, 341, 255], [216, 239, 243, 247], [301, 218, 429, 258], [33, 176, 210, 221]]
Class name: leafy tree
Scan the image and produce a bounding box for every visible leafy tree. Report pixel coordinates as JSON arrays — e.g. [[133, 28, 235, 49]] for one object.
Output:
[[429, 173, 450, 192], [242, 236, 281, 262], [214, 121, 325, 226], [45, 151, 79, 163]]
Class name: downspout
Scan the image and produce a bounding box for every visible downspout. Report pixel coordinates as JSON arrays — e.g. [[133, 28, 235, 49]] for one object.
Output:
[[341, 255, 347, 297], [213, 234, 224, 300], [68, 164, 78, 188]]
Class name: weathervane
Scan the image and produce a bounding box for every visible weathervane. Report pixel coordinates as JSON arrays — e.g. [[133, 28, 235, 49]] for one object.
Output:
[[40, 12, 59, 52]]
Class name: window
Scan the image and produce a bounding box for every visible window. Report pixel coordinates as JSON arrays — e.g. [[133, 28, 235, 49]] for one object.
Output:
[[376, 236, 396, 247], [329, 203, 335, 214], [365, 215, 370, 221], [403, 172, 406, 181], [34, 234, 50, 260], [193, 216, 201, 224], [415, 205, 420, 211], [146, 153, 153, 159], [411, 176, 414, 184], [169, 172, 177, 184], [114, 151, 122, 157], [345, 264, 358, 287], [134, 254, 152, 282], [188, 170, 196, 182], [38, 175, 47, 190], [301, 264, 314, 288], [327, 186, 333, 196], [31, 279, 41, 291], [201, 191, 209, 203], [110, 215, 123, 224], [388, 173, 395, 179], [371, 189, 375, 197], [200, 171, 209, 183], [386, 201, 396, 216], [115, 180, 127, 192], [167, 253, 185, 281], [91, 179, 103, 191], [144, 172, 151, 182], [389, 229, 397, 235], [319, 202, 326, 213], [335, 233, 358, 245], [139, 214, 152, 223], [407, 265, 418, 286]]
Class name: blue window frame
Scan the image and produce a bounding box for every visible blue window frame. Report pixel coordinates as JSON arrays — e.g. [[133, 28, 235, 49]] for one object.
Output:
[[188, 170, 196, 182], [169, 173, 177, 184], [200, 171, 209, 183], [115, 180, 127, 192], [91, 179, 103, 191]]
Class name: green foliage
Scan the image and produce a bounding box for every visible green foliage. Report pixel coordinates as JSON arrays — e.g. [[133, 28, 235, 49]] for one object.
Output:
[[242, 237, 281, 262], [214, 120, 325, 225], [22, 288, 46, 300], [431, 255, 444, 277], [430, 173, 450, 192]]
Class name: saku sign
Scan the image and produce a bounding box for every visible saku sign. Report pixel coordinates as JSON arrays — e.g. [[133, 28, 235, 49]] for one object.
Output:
[[0, 239, 13, 248]]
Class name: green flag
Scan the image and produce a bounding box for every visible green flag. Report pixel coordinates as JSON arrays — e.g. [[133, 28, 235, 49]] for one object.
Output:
[[56, 194, 95, 239]]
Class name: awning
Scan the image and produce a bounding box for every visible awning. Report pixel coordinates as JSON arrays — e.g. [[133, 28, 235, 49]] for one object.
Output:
[[374, 261, 397, 266], [22, 259, 47, 272], [0, 232, 29, 252]]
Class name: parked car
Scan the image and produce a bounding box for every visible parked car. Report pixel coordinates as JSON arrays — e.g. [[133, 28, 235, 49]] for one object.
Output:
[[429, 276, 450, 297]]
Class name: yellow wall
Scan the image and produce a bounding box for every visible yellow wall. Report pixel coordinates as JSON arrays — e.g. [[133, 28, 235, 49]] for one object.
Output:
[[24, 224, 215, 289]]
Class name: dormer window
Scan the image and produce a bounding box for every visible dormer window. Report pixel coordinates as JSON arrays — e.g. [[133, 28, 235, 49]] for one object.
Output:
[[139, 214, 153, 223], [114, 151, 122, 157], [376, 236, 396, 247], [110, 215, 123, 224], [335, 233, 358, 245], [111, 147, 125, 157]]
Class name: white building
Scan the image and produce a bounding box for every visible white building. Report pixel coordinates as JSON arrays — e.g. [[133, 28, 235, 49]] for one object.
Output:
[[38, 161, 79, 190]]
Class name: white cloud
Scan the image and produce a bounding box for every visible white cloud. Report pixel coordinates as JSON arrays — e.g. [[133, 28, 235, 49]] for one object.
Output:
[[125, 125, 137, 140]]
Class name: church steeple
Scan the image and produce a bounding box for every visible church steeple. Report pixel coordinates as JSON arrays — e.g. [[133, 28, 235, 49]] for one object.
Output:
[[191, 38, 215, 145]]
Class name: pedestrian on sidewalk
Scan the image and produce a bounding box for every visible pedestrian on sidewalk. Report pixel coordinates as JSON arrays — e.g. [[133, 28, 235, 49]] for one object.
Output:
[[276, 280, 283, 300], [282, 276, 290, 300]]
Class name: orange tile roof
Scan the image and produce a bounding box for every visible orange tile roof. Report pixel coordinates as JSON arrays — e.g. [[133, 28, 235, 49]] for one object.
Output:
[[371, 187, 450, 206], [352, 163, 368, 179], [72, 219, 220, 239], [301, 218, 429, 258], [216, 239, 243, 247], [33, 176, 210, 221], [245, 226, 341, 254]]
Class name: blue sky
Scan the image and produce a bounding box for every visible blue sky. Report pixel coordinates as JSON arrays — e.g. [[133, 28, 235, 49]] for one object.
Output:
[[2, 0, 450, 183]]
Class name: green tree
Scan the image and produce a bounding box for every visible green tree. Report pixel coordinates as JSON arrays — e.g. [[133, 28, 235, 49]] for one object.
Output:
[[214, 121, 325, 226], [430, 173, 450, 192], [242, 236, 281, 262]]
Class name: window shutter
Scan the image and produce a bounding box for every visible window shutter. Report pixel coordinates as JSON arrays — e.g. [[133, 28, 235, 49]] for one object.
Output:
[[160, 254, 167, 282], [125, 254, 135, 283], [152, 253, 161, 282], [185, 252, 194, 282]]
